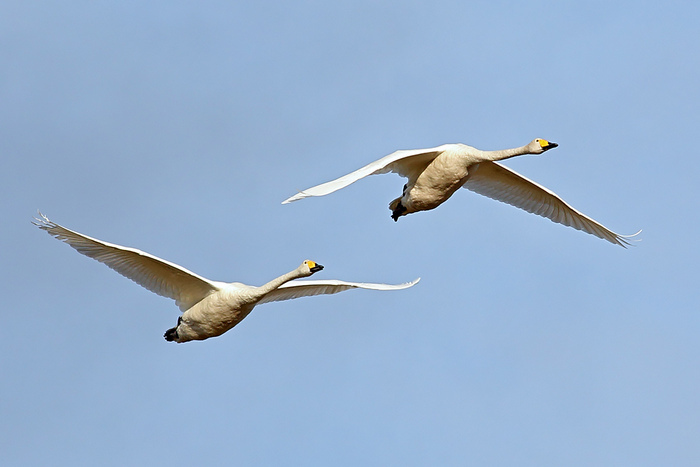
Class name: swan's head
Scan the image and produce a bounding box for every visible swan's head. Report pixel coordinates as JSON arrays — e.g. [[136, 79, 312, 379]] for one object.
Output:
[[302, 260, 324, 275], [531, 138, 558, 154]]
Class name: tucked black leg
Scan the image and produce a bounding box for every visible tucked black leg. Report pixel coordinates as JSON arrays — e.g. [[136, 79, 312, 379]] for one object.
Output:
[[391, 202, 407, 221], [163, 316, 182, 342]]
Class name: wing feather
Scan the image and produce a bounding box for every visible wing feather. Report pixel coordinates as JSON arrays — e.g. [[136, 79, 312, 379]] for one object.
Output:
[[256, 278, 420, 305], [463, 162, 639, 247], [34, 213, 218, 310], [282, 146, 451, 203]]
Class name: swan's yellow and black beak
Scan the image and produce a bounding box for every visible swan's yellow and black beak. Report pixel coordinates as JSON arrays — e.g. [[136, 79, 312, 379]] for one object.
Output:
[[308, 261, 324, 273], [540, 140, 558, 151]]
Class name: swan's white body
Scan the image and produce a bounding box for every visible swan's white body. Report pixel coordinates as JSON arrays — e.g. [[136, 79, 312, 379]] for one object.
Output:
[[283, 139, 638, 247], [34, 214, 419, 343]]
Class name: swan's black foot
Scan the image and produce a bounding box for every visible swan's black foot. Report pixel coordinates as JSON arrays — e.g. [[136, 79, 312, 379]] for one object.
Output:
[[391, 203, 407, 221], [164, 327, 178, 342], [164, 317, 181, 342]]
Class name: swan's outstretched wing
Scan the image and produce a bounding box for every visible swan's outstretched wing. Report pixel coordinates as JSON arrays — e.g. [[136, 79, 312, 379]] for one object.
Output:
[[282, 146, 452, 204], [34, 213, 219, 310], [463, 162, 639, 247], [256, 278, 420, 304]]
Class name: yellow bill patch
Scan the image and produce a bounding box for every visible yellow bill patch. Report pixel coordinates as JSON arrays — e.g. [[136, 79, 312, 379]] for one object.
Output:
[[306, 260, 317, 269], [539, 139, 550, 148]]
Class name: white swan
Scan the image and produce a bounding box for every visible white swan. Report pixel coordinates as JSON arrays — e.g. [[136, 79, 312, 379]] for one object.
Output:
[[34, 213, 419, 343], [283, 139, 639, 247]]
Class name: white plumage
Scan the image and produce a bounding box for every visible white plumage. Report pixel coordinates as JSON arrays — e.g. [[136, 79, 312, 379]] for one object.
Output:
[[34, 213, 419, 342], [283, 139, 639, 247]]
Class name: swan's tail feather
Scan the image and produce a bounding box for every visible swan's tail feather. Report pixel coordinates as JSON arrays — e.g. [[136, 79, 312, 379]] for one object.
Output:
[[389, 197, 401, 211]]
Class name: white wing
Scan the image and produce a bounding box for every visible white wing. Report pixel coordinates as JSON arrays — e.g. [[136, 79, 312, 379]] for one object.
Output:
[[463, 162, 639, 247], [256, 278, 420, 305], [34, 213, 219, 310], [282, 145, 453, 203]]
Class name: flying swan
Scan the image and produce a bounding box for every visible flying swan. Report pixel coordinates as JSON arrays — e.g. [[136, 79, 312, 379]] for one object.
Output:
[[34, 213, 419, 343], [283, 139, 639, 247]]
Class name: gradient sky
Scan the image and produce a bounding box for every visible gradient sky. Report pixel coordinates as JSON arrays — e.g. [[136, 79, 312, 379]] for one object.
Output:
[[2, 1, 699, 465]]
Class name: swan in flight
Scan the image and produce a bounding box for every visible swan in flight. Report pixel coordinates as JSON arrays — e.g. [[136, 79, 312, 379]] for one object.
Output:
[[34, 213, 419, 343], [283, 139, 638, 247]]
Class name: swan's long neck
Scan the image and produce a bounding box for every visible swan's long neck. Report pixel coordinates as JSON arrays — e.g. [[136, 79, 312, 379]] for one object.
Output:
[[255, 268, 305, 297], [479, 144, 532, 162]]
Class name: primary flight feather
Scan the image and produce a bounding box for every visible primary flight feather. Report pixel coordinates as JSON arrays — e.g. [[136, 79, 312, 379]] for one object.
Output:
[[34, 213, 419, 342]]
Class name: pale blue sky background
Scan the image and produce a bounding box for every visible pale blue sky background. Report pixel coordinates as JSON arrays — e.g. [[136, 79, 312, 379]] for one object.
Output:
[[2, 1, 699, 465]]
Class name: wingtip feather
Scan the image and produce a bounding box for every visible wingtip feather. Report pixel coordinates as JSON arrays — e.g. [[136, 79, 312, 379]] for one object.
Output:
[[615, 229, 642, 248], [396, 277, 421, 289], [282, 192, 307, 204], [32, 210, 54, 230]]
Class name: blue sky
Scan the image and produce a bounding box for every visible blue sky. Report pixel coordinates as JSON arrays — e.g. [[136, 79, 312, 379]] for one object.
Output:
[[2, 1, 699, 465]]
